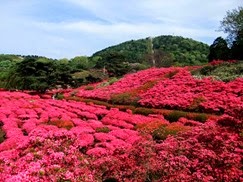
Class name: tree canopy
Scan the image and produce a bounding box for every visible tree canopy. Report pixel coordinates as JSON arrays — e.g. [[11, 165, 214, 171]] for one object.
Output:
[[220, 6, 243, 44], [92, 35, 209, 66], [208, 37, 229, 61]]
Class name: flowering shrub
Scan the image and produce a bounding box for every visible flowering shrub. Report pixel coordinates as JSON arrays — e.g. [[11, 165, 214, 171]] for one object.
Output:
[[67, 66, 242, 117], [0, 62, 242, 181], [92, 120, 243, 181]]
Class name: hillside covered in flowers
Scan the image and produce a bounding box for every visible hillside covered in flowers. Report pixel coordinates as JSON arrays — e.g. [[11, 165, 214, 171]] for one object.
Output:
[[0, 61, 242, 181]]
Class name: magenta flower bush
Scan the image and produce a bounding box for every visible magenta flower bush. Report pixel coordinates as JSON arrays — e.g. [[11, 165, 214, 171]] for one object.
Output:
[[67, 66, 242, 116], [0, 63, 242, 181]]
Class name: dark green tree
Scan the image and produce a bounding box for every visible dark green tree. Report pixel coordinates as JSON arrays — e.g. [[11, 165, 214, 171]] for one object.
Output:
[[230, 29, 243, 60], [5, 57, 74, 92], [95, 52, 131, 77], [153, 49, 174, 67], [220, 6, 243, 44], [208, 37, 230, 61], [69, 56, 90, 71]]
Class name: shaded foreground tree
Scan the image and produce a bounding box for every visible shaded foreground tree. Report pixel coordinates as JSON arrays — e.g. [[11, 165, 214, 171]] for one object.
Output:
[[208, 37, 229, 61], [231, 29, 243, 60], [208, 6, 243, 61]]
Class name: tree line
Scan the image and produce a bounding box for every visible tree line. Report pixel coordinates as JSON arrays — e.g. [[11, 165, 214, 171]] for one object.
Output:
[[208, 6, 243, 61]]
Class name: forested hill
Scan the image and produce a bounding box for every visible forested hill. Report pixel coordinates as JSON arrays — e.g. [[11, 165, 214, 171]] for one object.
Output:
[[92, 35, 209, 66]]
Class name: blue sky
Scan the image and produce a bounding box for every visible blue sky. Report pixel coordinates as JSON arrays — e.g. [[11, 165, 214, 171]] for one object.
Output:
[[0, 0, 242, 59]]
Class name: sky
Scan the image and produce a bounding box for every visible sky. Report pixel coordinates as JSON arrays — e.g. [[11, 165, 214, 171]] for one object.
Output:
[[0, 0, 242, 59]]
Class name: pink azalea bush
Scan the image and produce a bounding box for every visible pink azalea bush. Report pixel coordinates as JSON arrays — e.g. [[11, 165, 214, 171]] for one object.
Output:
[[139, 69, 243, 115], [67, 66, 242, 117], [0, 63, 242, 181]]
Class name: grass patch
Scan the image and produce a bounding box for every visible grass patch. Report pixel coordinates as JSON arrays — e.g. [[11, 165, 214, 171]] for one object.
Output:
[[164, 111, 187, 122], [134, 107, 156, 116]]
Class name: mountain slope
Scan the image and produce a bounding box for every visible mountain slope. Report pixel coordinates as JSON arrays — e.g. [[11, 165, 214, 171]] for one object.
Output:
[[93, 35, 209, 66]]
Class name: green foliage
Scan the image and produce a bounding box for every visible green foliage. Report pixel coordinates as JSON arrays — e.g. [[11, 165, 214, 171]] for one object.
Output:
[[152, 126, 177, 141], [198, 65, 214, 75], [133, 108, 156, 116], [0, 127, 5, 144], [152, 36, 209, 65], [164, 111, 187, 122], [95, 127, 111, 133], [194, 114, 207, 123], [97, 77, 118, 88], [93, 39, 149, 64], [110, 93, 134, 105], [208, 37, 230, 61], [151, 123, 190, 142], [4, 57, 74, 92], [69, 56, 93, 71], [220, 6, 243, 44], [92, 35, 209, 67], [0, 54, 22, 88], [0, 54, 22, 62], [231, 29, 243, 60], [84, 85, 95, 90], [108, 77, 118, 85], [218, 6, 243, 60], [95, 52, 131, 77], [54, 93, 64, 100], [192, 61, 243, 82], [188, 96, 206, 111], [4, 58, 55, 92]]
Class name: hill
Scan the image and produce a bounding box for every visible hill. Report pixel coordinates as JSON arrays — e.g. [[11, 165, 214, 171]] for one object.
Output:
[[92, 35, 209, 66]]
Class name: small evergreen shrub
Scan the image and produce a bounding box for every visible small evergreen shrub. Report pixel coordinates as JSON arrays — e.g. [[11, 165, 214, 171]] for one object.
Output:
[[194, 113, 207, 123], [108, 77, 118, 85], [164, 111, 187, 122], [111, 93, 138, 105], [134, 108, 156, 116], [55, 93, 64, 100], [200, 65, 215, 75]]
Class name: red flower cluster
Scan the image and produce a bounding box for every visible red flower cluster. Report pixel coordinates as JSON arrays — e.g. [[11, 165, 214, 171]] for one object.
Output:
[[68, 66, 242, 117], [0, 64, 242, 181]]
